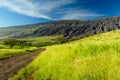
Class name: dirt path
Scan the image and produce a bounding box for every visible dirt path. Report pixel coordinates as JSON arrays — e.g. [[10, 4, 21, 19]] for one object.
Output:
[[0, 48, 45, 80]]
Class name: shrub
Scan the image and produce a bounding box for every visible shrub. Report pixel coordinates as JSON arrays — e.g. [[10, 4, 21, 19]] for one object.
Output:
[[3, 38, 17, 48]]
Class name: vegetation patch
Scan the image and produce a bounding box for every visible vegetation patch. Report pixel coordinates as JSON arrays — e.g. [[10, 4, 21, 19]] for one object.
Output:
[[0, 47, 37, 59], [0, 35, 65, 59]]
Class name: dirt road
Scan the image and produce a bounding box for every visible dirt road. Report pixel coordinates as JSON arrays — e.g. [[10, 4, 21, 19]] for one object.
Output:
[[0, 48, 45, 80]]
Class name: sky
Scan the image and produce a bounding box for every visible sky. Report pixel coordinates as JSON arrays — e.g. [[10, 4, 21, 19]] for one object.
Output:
[[0, 0, 120, 27]]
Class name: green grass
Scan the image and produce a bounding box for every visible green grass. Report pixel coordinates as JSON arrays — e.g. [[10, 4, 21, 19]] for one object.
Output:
[[0, 35, 63, 59], [0, 41, 38, 59], [11, 30, 120, 80], [21, 35, 64, 47], [0, 47, 38, 58]]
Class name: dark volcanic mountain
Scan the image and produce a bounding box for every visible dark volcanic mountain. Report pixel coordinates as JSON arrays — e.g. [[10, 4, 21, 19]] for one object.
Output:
[[0, 16, 120, 41]]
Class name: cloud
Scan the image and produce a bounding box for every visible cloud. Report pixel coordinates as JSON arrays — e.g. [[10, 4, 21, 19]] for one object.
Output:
[[61, 9, 103, 20], [0, 0, 74, 19], [0, 0, 103, 20], [0, 0, 51, 19]]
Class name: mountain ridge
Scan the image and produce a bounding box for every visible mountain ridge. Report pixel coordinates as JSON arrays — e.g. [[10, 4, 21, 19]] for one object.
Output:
[[0, 16, 120, 41]]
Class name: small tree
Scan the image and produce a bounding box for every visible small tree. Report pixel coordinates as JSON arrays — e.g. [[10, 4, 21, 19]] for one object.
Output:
[[16, 40, 27, 48], [3, 38, 17, 48], [16, 40, 32, 48], [3, 38, 32, 48]]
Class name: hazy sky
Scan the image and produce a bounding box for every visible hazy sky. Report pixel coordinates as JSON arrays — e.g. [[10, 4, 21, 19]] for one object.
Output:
[[0, 0, 120, 27]]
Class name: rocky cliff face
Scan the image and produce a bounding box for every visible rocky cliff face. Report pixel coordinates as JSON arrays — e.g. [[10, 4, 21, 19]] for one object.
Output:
[[32, 17, 120, 40]]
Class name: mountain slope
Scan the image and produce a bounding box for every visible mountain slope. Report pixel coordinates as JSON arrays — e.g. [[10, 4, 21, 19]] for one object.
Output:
[[11, 30, 120, 80], [33, 17, 120, 40], [0, 16, 120, 41], [0, 24, 44, 40]]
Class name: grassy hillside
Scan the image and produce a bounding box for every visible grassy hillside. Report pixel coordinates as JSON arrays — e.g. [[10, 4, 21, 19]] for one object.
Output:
[[0, 35, 64, 58], [0, 24, 43, 41], [21, 35, 65, 47], [11, 30, 120, 80]]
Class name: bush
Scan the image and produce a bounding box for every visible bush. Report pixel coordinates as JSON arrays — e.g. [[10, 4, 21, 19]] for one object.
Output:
[[3, 38, 32, 48], [3, 38, 17, 48]]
